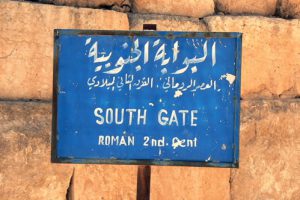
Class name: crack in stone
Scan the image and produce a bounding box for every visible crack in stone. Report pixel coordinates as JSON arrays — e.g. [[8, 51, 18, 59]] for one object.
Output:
[[66, 168, 75, 200], [229, 169, 234, 200], [15, 0, 132, 12], [201, 18, 211, 32], [0, 48, 15, 59]]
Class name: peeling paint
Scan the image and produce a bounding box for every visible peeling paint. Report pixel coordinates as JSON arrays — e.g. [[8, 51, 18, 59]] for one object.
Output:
[[174, 90, 183, 98], [221, 144, 227, 150], [172, 139, 183, 149], [220, 73, 236, 85]]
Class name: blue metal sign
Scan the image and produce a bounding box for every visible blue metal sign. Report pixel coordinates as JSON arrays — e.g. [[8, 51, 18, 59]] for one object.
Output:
[[52, 30, 242, 167]]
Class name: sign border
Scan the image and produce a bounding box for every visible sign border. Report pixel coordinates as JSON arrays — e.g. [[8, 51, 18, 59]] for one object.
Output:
[[51, 29, 242, 168]]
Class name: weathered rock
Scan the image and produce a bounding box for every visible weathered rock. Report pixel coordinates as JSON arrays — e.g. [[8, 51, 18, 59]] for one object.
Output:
[[73, 165, 137, 200], [278, 0, 300, 18], [0, 102, 73, 200], [0, 102, 138, 199], [204, 16, 300, 99], [129, 13, 207, 31], [0, 1, 129, 100], [132, 0, 214, 18], [235, 100, 300, 199], [215, 0, 277, 16], [151, 166, 230, 200], [53, 0, 131, 12]]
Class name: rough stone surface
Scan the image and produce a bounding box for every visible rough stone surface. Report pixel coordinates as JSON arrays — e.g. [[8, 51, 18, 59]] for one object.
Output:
[[0, 102, 138, 199], [151, 166, 230, 200], [279, 0, 300, 18], [235, 100, 300, 199], [215, 0, 277, 16], [73, 165, 137, 200], [129, 14, 207, 31], [204, 16, 300, 99], [0, 102, 73, 200], [0, 1, 129, 100], [132, 0, 214, 18]]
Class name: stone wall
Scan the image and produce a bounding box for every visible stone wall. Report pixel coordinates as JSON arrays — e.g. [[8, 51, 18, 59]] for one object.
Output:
[[0, 0, 299, 199]]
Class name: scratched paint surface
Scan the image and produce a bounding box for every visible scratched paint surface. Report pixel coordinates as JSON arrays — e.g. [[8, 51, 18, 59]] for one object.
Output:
[[54, 30, 241, 167]]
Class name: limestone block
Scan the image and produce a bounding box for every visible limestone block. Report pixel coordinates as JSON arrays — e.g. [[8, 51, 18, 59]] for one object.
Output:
[[234, 100, 300, 199], [129, 14, 207, 31], [0, 101, 138, 199], [132, 0, 214, 18], [73, 165, 137, 200], [0, 1, 129, 100], [215, 0, 277, 16], [204, 16, 300, 98], [0, 102, 73, 200], [279, 0, 300, 18], [150, 166, 230, 200]]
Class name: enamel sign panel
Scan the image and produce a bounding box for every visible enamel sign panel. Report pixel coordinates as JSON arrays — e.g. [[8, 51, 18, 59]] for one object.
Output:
[[52, 30, 242, 167]]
